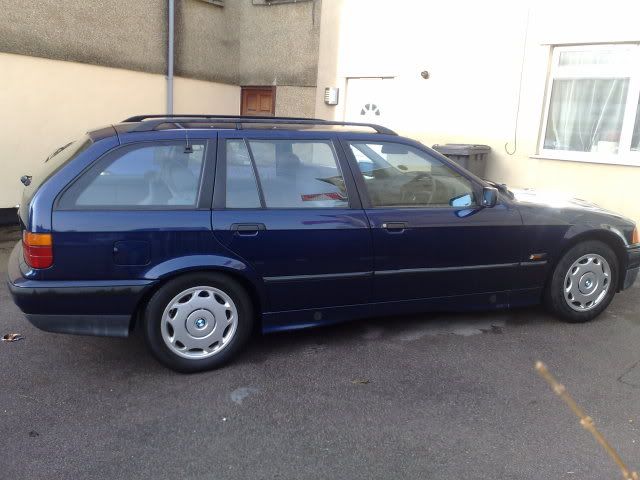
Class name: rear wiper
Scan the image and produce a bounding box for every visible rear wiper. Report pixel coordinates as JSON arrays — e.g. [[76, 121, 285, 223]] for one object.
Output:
[[45, 142, 72, 162]]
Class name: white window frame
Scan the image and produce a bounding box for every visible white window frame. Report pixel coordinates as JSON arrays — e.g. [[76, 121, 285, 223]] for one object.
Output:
[[538, 43, 640, 166]]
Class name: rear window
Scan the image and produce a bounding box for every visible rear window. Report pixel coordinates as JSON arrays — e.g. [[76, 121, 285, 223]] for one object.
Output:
[[23, 136, 92, 204]]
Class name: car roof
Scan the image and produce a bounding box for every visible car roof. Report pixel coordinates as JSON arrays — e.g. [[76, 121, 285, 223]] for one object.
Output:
[[87, 115, 398, 141]]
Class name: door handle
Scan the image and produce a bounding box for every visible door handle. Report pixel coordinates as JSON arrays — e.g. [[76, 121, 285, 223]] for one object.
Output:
[[381, 222, 407, 233], [231, 223, 266, 236]]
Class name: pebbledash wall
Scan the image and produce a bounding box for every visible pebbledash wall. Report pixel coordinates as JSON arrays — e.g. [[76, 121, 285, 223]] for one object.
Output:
[[315, 0, 640, 224], [0, 0, 321, 217]]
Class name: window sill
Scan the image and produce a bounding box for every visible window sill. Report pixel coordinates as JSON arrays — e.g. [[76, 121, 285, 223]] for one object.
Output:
[[530, 153, 640, 167]]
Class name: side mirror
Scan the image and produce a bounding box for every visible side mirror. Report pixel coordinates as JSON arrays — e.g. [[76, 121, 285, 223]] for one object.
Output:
[[482, 186, 498, 207]]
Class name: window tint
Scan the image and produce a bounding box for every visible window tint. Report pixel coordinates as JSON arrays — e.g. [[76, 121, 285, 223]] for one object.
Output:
[[247, 139, 348, 208], [60, 142, 205, 208], [225, 139, 261, 208], [349, 142, 476, 208]]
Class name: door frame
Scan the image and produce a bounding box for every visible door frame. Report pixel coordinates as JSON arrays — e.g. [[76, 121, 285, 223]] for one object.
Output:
[[240, 86, 277, 116]]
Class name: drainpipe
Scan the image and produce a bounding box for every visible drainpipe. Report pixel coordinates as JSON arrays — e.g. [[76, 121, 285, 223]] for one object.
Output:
[[167, 0, 175, 114]]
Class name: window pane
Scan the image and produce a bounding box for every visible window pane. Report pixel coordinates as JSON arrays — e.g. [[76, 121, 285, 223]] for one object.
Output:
[[65, 143, 205, 207], [632, 95, 640, 152], [248, 140, 348, 208], [349, 142, 476, 208], [225, 139, 261, 208], [558, 48, 631, 67], [544, 78, 629, 153]]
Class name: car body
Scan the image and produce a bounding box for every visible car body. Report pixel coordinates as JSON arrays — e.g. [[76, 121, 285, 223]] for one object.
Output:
[[7, 115, 640, 371]]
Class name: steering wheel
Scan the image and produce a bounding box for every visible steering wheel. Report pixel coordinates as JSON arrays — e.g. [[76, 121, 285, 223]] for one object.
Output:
[[400, 172, 437, 205]]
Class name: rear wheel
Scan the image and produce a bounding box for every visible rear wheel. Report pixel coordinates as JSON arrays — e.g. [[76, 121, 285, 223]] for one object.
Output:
[[143, 272, 254, 372], [545, 240, 618, 323]]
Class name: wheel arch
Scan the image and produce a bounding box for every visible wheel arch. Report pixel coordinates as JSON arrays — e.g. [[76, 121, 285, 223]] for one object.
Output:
[[129, 264, 266, 333], [551, 228, 628, 292]]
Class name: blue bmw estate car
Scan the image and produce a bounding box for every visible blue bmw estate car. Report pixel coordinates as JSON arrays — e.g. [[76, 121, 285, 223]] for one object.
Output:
[[7, 115, 640, 372]]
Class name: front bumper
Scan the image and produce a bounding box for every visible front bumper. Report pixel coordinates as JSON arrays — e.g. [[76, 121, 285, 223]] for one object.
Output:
[[622, 245, 640, 290], [7, 242, 152, 337]]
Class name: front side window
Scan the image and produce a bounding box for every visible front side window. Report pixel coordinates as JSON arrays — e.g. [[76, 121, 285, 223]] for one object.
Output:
[[59, 142, 206, 208], [541, 44, 640, 162], [349, 142, 476, 208], [244, 139, 349, 208]]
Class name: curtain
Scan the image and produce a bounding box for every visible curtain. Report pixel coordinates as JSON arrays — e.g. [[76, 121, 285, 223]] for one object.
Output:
[[632, 96, 640, 151], [544, 78, 629, 152]]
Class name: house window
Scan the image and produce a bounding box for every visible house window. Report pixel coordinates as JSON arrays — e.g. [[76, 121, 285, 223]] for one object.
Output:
[[540, 44, 640, 165]]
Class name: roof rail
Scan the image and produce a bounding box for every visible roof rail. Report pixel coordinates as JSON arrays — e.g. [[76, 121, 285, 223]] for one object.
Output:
[[123, 115, 397, 135], [123, 114, 314, 123]]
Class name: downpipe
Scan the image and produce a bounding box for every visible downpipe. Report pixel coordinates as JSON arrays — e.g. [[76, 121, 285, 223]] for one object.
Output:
[[167, 0, 174, 114]]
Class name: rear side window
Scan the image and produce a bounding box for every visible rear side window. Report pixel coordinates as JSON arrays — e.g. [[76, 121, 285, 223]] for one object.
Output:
[[58, 142, 206, 209], [225, 139, 348, 209]]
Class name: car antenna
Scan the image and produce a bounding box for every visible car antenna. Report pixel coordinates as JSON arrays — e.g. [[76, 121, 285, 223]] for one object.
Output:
[[184, 126, 193, 154], [535, 361, 638, 480], [174, 122, 193, 153]]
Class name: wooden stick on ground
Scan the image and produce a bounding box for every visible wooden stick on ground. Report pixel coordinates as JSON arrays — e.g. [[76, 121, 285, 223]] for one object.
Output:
[[535, 361, 638, 480]]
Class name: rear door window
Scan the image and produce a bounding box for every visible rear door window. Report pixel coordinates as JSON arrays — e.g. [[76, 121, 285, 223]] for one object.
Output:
[[58, 142, 206, 209], [225, 139, 261, 208], [245, 139, 348, 208]]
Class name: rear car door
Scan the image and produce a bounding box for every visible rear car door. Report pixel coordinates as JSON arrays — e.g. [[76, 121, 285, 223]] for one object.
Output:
[[342, 136, 523, 306], [212, 130, 373, 318]]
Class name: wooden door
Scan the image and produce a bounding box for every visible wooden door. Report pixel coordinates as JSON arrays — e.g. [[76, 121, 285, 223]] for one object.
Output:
[[241, 87, 275, 116]]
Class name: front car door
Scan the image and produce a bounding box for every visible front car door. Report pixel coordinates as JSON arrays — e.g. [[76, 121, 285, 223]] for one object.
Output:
[[212, 130, 373, 331], [341, 136, 523, 310]]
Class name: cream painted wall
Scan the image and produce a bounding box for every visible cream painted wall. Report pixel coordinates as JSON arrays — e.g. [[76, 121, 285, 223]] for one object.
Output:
[[316, 0, 640, 223], [0, 52, 239, 208]]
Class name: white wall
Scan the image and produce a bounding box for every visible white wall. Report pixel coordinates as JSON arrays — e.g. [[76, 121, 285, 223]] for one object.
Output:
[[316, 0, 640, 223], [0, 52, 240, 208]]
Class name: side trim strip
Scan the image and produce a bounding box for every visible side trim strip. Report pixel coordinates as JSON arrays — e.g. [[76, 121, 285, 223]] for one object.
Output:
[[263, 271, 373, 283], [265, 262, 526, 283], [374, 262, 519, 276], [520, 261, 548, 267]]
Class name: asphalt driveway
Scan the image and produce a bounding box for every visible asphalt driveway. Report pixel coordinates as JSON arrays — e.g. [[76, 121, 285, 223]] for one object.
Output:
[[1, 226, 639, 479]]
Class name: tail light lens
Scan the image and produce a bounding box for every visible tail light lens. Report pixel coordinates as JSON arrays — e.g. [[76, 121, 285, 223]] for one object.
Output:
[[22, 231, 53, 269], [633, 227, 639, 245]]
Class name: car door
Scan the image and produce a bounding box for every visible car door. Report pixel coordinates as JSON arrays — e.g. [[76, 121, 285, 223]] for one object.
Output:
[[341, 136, 523, 306], [212, 130, 373, 316]]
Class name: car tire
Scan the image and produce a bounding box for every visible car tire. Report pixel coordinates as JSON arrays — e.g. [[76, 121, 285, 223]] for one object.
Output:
[[545, 240, 618, 323], [142, 272, 254, 373]]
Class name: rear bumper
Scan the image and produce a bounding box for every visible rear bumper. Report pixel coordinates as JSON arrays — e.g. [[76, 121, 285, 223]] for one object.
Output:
[[7, 242, 152, 337], [622, 245, 640, 290]]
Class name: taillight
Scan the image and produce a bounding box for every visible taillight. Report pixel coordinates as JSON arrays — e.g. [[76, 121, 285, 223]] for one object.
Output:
[[633, 226, 639, 245], [22, 231, 53, 269]]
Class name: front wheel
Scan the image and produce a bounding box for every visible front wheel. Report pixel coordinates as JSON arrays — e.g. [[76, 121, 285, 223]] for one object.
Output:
[[545, 240, 618, 323], [142, 272, 254, 373]]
